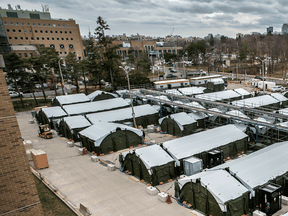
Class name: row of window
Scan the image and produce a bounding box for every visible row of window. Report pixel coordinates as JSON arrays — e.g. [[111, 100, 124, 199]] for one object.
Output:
[[18, 53, 33, 58], [9, 36, 74, 41], [6, 29, 72, 34], [4, 21, 71, 27]]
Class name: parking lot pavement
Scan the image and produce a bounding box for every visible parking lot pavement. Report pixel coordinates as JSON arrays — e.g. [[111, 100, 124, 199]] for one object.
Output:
[[17, 111, 191, 216]]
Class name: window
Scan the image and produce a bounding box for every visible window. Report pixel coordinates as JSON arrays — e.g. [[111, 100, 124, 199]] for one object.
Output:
[[47, 37, 50, 40], [43, 24, 46, 26], [71, 38, 73, 40], [67, 24, 70, 27], [8, 37, 12, 39], [66, 38, 68, 40], [30, 53, 33, 57], [18, 29, 21, 33], [27, 22, 30, 26], [40, 30, 43, 33], [45, 30, 48, 33], [60, 52, 62, 54], [31, 37, 34, 40], [20, 37, 23, 40], [29, 30, 32, 33], [50, 44, 55, 48], [63, 24, 65, 27], [65, 31, 67, 34], [37, 37, 39, 40], [73, 52, 76, 54], [21, 22, 24, 25], [40, 44, 45, 47], [25, 37, 28, 40], [60, 31, 62, 33], [48, 23, 51, 26], [35, 30, 38, 33], [14, 37, 18, 40], [4, 21, 7, 25], [69, 44, 74, 49], [12, 29, 15, 32], [55, 31, 58, 33], [38, 23, 41, 26], [6, 12, 18, 18], [58, 24, 60, 27], [23, 30, 26, 33], [42, 37, 44, 40], [59, 44, 64, 49], [57, 38, 59, 40], [6, 29, 10, 32], [18, 53, 22, 57], [24, 53, 28, 57], [64, 52, 67, 54], [16, 22, 19, 25], [69, 31, 72, 34], [33, 23, 36, 26], [29, 13, 40, 19], [10, 22, 13, 25], [50, 30, 53, 33], [61, 38, 64, 40], [53, 24, 56, 27], [52, 38, 54, 40]]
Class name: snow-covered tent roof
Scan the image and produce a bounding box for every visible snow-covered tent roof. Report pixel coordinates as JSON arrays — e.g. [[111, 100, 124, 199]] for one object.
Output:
[[63, 98, 129, 116], [274, 107, 288, 115], [178, 87, 206, 96], [226, 110, 249, 119], [270, 93, 288, 105], [38, 106, 67, 118], [277, 121, 288, 127], [86, 104, 158, 124], [215, 141, 288, 196], [162, 125, 247, 166], [178, 170, 249, 212], [184, 101, 206, 110], [187, 112, 208, 120], [115, 89, 143, 98], [232, 95, 279, 108], [208, 78, 224, 84], [87, 90, 118, 101], [163, 89, 182, 96], [122, 145, 175, 172], [52, 93, 90, 106], [159, 112, 197, 131], [233, 88, 252, 98], [195, 90, 241, 102], [62, 116, 91, 130], [78, 122, 143, 147]]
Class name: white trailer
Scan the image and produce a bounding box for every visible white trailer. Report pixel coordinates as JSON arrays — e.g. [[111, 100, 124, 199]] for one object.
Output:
[[252, 80, 276, 91], [154, 79, 190, 89]]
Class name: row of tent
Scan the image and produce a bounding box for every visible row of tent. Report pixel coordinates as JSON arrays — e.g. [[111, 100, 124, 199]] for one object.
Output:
[[175, 141, 288, 216], [119, 124, 248, 186]]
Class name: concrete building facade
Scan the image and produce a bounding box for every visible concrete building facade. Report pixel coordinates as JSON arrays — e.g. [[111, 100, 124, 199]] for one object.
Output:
[[0, 6, 84, 59], [0, 55, 44, 215]]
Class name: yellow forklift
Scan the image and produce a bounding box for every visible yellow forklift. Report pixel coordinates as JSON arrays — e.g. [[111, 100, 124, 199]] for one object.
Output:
[[38, 124, 53, 139]]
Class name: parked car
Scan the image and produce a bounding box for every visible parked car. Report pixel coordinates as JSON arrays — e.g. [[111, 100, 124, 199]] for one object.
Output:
[[169, 67, 177, 73], [254, 76, 266, 81], [271, 85, 284, 92], [166, 74, 177, 79], [9, 91, 23, 98]]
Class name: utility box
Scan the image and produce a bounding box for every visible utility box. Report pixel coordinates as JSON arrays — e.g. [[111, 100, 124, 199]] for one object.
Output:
[[31, 149, 49, 169], [183, 156, 203, 176], [207, 150, 222, 168], [259, 182, 281, 215]]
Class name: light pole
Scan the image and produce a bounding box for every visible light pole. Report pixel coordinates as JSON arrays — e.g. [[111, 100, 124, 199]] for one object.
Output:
[[257, 57, 267, 93], [119, 66, 137, 128], [58, 59, 65, 95]]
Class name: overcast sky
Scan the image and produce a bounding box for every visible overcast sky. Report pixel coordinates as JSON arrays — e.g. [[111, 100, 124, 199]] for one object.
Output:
[[1, 0, 287, 38]]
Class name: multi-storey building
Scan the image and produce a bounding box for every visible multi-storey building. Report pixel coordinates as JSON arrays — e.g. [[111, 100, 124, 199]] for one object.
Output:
[[0, 5, 84, 59], [282, 23, 288, 35]]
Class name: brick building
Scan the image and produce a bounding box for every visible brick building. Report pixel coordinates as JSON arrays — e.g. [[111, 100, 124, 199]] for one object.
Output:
[[0, 5, 84, 59], [0, 55, 44, 215]]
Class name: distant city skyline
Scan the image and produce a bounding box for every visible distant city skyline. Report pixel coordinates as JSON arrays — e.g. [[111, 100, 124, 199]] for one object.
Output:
[[1, 0, 288, 38]]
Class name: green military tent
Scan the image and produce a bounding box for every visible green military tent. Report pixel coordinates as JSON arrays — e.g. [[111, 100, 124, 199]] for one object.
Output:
[[87, 90, 118, 102], [206, 78, 225, 92], [119, 144, 176, 186], [195, 90, 242, 103], [233, 88, 252, 99], [232, 95, 280, 110], [271, 93, 288, 107], [37, 106, 67, 128], [159, 112, 197, 137], [187, 112, 208, 129], [78, 122, 143, 155], [51, 93, 90, 107], [58, 116, 91, 142], [175, 170, 250, 216], [86, 104, 159, 128]]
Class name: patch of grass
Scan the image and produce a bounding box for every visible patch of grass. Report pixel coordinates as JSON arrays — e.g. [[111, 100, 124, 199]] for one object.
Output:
[[33, 175, 76, 216], [12, 99, 52, 112]]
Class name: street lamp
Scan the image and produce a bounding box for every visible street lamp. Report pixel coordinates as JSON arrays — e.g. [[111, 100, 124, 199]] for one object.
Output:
[[256, 57, 267, 93], [58, 59, 65, 95], [119, 66, 137, 128]]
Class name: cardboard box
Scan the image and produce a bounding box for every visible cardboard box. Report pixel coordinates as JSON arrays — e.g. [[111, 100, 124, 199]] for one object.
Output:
[[31, 149, 49, 169]]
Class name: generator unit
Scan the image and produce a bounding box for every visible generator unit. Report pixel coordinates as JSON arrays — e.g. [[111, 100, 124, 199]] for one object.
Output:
[[259, 182, 281, 215], [207, 149, 222, 168]]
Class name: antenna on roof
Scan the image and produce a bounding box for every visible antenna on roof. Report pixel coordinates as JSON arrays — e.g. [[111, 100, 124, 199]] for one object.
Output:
[[88, 25, 91, 39]]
